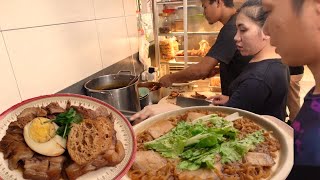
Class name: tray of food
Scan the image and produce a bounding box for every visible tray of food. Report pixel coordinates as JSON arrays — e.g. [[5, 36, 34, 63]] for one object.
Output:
[[159, 91, 215, 105], [0, 94, 136, 180], [123, 106, 293, 180]]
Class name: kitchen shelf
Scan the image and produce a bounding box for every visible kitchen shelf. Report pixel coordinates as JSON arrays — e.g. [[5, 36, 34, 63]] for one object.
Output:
[[159, 31, 220, 36], [153, 0, 225, 78]]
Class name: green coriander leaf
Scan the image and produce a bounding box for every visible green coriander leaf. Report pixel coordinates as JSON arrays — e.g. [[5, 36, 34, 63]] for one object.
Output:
[[56, 126, 65, 137], [52, 108, 83, 139], [73, 114, 83, 124]]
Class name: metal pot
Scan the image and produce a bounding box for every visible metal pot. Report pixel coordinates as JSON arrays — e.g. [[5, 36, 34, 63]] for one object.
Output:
[[84, 70, 141, 112], [138, 82, 161, 104], [139, 87, 152, 109]]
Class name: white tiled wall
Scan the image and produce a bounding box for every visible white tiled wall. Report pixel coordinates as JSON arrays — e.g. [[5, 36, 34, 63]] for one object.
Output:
[[123, 0, 137, 16], [3, 21, 102, 100], [0, 0, 95, 30], [96, 18, 131, 68], [0, 34, 21, 113], [0, 0, 139, 113], [93, 0, 125, 19], [126, 16, 139, 54]]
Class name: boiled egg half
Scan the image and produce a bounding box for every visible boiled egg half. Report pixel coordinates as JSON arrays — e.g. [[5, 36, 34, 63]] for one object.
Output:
[[23, 117, 66, 156]]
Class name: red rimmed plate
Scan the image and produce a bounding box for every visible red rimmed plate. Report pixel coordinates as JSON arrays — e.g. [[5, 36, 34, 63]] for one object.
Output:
[[0, 93, 136, 180]]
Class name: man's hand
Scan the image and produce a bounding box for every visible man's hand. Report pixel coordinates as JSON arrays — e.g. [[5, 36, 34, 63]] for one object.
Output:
[[207, 95, 229, 105], [159, 74, 173, 87]]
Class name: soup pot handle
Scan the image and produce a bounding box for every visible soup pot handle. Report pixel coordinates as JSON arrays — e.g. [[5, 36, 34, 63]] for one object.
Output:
[[117, 70, 132, 75]]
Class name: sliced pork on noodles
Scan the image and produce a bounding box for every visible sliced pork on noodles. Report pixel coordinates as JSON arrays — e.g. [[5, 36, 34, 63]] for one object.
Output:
[[128, 110, 280, 180]]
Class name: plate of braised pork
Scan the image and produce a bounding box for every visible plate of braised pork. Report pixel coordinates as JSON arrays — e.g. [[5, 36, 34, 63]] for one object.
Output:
[[0, 94, 136, 180]]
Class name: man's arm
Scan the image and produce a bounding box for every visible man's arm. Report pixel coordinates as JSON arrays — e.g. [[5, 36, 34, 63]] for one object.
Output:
[[159, 21, 239, 87], [159, 56, 219, 87]]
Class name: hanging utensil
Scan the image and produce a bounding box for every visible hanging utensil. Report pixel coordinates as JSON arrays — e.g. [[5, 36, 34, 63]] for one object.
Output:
[[127, 75, 140, 86]]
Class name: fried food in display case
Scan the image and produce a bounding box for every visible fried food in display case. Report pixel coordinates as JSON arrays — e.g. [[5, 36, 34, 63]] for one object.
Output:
[[175, 40, 211, 58], [209, 76, 222, 92], [159, 37, 179, 60]]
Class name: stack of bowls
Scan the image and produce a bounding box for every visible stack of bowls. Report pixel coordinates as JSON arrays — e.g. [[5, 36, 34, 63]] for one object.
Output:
[[138, 87, 152, 109]]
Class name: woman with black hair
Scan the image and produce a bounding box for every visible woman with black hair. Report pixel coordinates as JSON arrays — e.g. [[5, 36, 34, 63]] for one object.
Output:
[[208, 0, 289, 121]]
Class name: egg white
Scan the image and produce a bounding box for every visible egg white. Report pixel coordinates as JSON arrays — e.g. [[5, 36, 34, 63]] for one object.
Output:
[[23, 121, 66, 156]]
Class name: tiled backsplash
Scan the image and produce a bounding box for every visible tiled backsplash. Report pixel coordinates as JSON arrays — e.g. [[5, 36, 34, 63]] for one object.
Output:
[[0, 0, 141, 113], [58, 54, 144, 95]]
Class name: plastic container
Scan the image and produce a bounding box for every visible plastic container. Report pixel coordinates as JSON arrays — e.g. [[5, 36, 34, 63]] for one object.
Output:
[[175, 5, 202, 18], [159, 13, 172, 33], [174, 19, 183, 32], [174, 5, 205, 32]]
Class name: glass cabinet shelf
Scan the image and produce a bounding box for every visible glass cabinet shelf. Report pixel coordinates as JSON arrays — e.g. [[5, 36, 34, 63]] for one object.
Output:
[[159, 31, 220, 36]]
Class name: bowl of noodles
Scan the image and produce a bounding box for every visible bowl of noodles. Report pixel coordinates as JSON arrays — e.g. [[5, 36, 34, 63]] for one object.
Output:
[[124, 106, 293, 180]]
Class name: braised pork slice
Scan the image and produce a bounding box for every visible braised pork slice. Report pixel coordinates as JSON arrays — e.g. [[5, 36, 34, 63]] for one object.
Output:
[[15, 107, 47, 128], [186, 112, 206, 122], [46, 156, 67, 178], [71, 105, 97, 119], [65, 163, 96, 180], [245, 152, 275, 166], [95, 106, 114, 122], [0, 125, 34, 170], [23, 155, 66, 180], [45, 102, 65, 114], [177, 161, 222, 180], [147, 120, 174, 139], [0, 107, 47, 170], [178, 168, 220, 180], [132, 151, 167, 173]]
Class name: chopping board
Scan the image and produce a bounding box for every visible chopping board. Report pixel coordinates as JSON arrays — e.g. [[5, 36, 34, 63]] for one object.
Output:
[[158, 91, 218, 105]]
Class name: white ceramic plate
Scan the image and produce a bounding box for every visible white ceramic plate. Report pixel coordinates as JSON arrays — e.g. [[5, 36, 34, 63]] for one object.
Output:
[[123, 106, 293, 180], [0, 94, 136, 180]]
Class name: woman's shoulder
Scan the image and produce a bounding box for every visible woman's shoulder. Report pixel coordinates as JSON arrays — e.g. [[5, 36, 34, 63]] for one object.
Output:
[[239, 59, 287, 86], [233, 59, 286, 84], [254, 59, 287, 76]]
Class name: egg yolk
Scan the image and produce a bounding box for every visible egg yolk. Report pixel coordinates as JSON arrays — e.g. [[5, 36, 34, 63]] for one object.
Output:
[[29, 117, 56, 143]]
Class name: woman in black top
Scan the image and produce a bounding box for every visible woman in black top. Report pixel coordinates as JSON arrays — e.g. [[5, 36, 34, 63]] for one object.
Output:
[[208, 0, 289, 121]]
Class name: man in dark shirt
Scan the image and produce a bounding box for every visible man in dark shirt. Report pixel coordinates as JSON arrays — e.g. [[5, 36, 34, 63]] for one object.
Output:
[[158, 0, 251, 96]]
